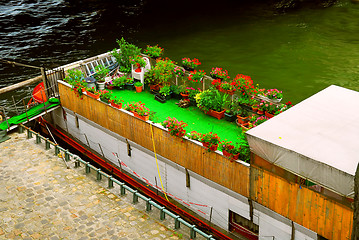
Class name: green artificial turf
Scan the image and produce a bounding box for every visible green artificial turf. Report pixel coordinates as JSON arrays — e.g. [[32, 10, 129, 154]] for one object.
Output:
[[111, 88, 245, 145]]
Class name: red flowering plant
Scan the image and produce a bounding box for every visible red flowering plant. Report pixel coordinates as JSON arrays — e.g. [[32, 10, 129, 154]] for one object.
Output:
[[188, 70, 206, 83], [210, 67, 230, 80], [161, 117, 188, 138], [187, 131, 202, 141], [233, 74, 257, 98], [124, 101, 150, 116], [182, 57, 201, 70], [211, 79, 222, 88], [186, 87, 202, 102], [99, 89, 112, 102], [221, 140, 242, 156], [144, 45, 163, 58], [220, 81, 236, 92], [200, 132, 221, 151], [274, 101, 293, 115]]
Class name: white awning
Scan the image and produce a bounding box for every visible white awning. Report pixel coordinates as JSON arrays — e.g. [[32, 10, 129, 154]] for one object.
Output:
[[246, 85, 359, 197]]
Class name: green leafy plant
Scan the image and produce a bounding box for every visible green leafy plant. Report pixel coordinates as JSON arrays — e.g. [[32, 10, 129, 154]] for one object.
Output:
[[159, 85, 171, 96], [111, 96, 124, 105], [152, 58, 175, 85], [112, 76, 128, 87], [134, 81, 143, 87], [195, 89, 228, 112], [144, 45, 163, 58], [111, 37, 142, 73], [86, 87, 99, 95], [64, 69, 85, 86], [161, 117, 188, 138], [94, 64, 109, 82], [144, 68, 158, 85]]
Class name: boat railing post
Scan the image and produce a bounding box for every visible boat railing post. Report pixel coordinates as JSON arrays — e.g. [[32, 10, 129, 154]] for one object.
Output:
[[96, 169, 102, 181], [85, 162, 91, 174], [146, 198, 152, 212], [36, 133, 41, 144], [190, 225, 197, 239], [160, 207, 165, 220], [45, 138, 50, 150], [132, 190, 138, 204], [174, 216, 181, 229], [108, 176, 114, 189]]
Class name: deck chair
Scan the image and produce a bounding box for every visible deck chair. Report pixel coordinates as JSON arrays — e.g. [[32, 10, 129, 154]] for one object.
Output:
[[131, 57, 150, 89]]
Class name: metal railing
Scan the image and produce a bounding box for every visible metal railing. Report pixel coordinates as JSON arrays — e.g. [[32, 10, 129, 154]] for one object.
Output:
[[19, 124, 216, 240]]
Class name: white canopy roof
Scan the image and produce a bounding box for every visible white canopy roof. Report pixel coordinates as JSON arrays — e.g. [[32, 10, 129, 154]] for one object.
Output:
[[246, 85, 359, 197]]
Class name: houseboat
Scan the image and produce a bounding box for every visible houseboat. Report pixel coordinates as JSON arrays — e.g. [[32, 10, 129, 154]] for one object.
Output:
[[18, 49, 357, 239]]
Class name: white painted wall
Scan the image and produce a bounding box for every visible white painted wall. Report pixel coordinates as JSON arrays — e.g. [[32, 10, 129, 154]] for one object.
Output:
[[52, 108, 318, 240]]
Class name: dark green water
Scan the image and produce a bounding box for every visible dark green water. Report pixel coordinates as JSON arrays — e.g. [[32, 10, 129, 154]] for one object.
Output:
[[1, 0, 359, 107], [132, 0, 359, 104]]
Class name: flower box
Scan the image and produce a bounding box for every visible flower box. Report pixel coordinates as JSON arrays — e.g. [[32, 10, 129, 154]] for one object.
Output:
[[150, 84, 161, 91], [110, 101, 122, 109], [222, 149, 232, 157], [265, 111, 274, 118], [86, 91, 100, 99], [237, 115, 249, 124], [133, 112, 149, 121], [202, 142, 218, 151], [206, 109, 225, 120]]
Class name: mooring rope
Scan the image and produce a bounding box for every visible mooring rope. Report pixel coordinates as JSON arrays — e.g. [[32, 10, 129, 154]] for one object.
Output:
[[150, 124, 169, 202]]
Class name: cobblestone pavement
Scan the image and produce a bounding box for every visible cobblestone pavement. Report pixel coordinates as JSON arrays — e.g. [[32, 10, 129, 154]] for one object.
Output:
[[0, 131, 191, 240]]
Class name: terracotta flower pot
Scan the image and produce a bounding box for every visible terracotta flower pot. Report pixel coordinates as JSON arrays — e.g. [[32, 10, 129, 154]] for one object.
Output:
[[135, 86, 143, 93], [265, 111, 274, 118], [110, 101, 122, 109], [206, 109, 225, 120], [86, 91, 100, 99], [180, 92, 190, 101], [202, 142, 218, 151], [133, 112, 149, 121], [237, 115, 249, 124]]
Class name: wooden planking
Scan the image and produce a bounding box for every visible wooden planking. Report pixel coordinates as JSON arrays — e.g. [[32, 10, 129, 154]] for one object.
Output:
[[58, 82, 250, 198], [251, 164, 353, 239]]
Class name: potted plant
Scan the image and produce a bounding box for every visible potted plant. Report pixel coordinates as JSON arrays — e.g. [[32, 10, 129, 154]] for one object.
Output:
[[85, 87, 100, 99], [186, 87, 201, 106], [170, 85, 182, 100], [144, 68, 160, 92], [187, 131, 202, 142], [99, 90, 112, 103], [124, 101, 150, 121], [159, 85, 171, 99], [125, 77, 134, 90], [64, 69, 87, 98], [182, 57, 201, 71], [161, 117, 188, 138], [152, 58, 175, 86], [210, 67, 230, 80], [237, 107, 250, 124], [130, 55, 146, 72], [200, 132, 221, 152], [111, 37, 142, 73], [188, 70, 206, 83], [195, 89, 228, 120], [211, 79, 222, 90], [174, 66, 185, 79], [220, 81, 236, 95], [143, 45, 164, 59], [264, 89, 283, 102], [112, 76, 127, 90], [224, 101, 237, 122], [110, 96, 124, 109], [134, 81, 143, 93], [94, 64, 109, 90]]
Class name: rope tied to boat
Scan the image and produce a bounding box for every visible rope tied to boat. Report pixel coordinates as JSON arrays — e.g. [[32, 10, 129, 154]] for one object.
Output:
[[150, 124, 169, 202]]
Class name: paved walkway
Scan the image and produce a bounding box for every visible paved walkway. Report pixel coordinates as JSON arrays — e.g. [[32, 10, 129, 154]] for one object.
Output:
[[0, 131, 190, 240]]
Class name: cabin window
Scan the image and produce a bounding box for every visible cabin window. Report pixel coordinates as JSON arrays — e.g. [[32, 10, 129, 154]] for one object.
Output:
[[229, 210, 259, 238]]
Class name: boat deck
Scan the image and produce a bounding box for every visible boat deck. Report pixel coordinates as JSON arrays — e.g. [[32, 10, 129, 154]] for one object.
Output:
[[111, 88, 246, 148]]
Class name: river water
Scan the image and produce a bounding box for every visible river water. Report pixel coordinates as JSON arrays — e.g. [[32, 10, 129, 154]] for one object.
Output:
[[1, 0, 359, 110]]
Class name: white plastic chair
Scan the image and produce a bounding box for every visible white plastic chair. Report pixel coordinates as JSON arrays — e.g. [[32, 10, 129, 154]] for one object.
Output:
[[131, 57, 150, 89]]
